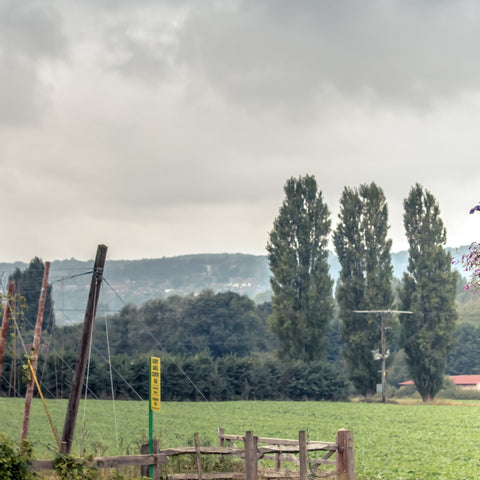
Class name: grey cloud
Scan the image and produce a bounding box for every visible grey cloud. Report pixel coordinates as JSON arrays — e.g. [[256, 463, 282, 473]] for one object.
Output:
[[0, 57, 44, 124], [104, 23, 176, 82], [174, 0, 480, 113], [0, 1, 67, 124], [0, 1, 66, 60]]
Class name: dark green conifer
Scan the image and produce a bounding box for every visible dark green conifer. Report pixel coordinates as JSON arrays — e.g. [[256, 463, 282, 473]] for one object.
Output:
[[400, 183, 458, 401], [334, 182, 393, 395], [267, 175, 334, 362]]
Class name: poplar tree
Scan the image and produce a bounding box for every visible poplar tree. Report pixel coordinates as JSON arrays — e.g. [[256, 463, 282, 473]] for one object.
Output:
[[400, 183, 458, 402], [267, 175, 334, 362], [334, 182, 393, 395]]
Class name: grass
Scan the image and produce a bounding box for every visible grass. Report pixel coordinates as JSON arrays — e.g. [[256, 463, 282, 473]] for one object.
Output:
[[2, 398, 480, 479]]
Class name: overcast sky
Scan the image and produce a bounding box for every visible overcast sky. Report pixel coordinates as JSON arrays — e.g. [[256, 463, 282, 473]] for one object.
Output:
[[1, 0, 480, 262]]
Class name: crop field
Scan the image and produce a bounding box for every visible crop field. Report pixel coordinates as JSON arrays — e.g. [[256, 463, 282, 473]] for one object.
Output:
[[2, 398, 480, 479]]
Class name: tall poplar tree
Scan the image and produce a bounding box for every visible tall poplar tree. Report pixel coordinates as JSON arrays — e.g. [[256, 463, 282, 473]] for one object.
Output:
[[400, 183, 458, 402], [267, 175, 333, 362], [334, 182, 393, 395]]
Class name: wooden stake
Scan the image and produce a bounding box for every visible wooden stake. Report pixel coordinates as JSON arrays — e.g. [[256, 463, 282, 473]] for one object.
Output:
[[61, 245, 107, 453], [0, 280, 15, 382], [21, 261, 51, 441], [244, 431, 257, 480], [299, 430, 307, 480], [336, 429, 355, 480], [194, 432, 203, 480]]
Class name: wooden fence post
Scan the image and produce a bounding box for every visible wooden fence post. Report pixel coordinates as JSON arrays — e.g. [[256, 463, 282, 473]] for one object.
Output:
[[244, 431, 257, 480], [275, 451, 281, 471], [141, 439, 160, 480], [218, 427, 225, 447], [336, 429, 355, 480], [194, 432, 203, 480], [299, 430, 307, 480]]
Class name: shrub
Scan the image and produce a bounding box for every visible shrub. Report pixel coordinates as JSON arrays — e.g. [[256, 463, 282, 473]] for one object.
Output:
[[0, 433, 36, 480]]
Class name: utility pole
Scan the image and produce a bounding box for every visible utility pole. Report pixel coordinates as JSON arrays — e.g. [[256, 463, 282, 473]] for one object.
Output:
[[21, 261, 51, 441], [354, 309, 412, 403], [0, 280, 16, 383], [61, 245, 107, 453]]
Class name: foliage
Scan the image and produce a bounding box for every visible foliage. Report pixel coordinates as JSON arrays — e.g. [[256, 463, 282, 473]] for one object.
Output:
[[461, 242, 480, 291], [82, 290, 276, 360], [53, 453, 99, 480], [9, 257, 55, 333], [267, 175, 334, 362], [1, 348, 349, 402], [0, 433, 36, 480], [333, 182, 394, 395], [446, 323, 480, 375], [282, 360, 351, 401], [399, 183, 458, 401]]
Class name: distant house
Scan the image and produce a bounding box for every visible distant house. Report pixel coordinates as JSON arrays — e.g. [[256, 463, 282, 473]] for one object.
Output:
[[399, 375, 480, 391]]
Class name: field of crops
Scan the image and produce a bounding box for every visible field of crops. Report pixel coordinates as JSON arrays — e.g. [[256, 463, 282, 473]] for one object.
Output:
[[2, 398, 480, 479]]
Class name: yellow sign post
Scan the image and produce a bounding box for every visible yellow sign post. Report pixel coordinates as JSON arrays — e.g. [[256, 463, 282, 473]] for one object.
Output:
[[149, 357, 161, 478], [150, 357, 161, 412]]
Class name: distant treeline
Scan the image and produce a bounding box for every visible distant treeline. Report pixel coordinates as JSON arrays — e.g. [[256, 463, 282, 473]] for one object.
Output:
[[0, 290, 349, 401], [1, 351, 351, 401], [61, 290, 278, 358], [2, 287, 480, 402]]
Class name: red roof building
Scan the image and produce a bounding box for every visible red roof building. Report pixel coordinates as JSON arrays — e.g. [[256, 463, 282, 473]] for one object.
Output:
[[399, 375, 480, 390]]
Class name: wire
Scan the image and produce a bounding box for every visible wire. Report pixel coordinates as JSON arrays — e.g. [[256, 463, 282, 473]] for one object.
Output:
[[104, 312, 119, 450]]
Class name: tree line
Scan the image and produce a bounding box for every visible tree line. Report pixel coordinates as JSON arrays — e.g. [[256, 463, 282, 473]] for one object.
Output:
[[0, 351, 350, 401], [0, 175, 467, 402], [267, 177, 457, 401]]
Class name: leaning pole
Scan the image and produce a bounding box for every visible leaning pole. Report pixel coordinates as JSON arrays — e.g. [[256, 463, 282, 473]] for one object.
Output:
[[61, 244, 107, 453]]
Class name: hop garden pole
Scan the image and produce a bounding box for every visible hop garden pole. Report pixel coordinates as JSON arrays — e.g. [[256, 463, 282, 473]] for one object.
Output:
[[0, 280, 15, 382], [61, 245, 107, 453], [21, 261, 50, 441]]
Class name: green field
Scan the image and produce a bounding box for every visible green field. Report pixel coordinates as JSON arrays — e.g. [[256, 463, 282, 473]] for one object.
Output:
[[2, 398, 480, 479]]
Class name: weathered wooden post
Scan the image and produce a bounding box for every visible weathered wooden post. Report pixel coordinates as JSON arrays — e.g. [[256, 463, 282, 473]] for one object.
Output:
[[21, 261, 51, 441], [194, 432, 203, 480], [0, 281, 15, 382], [141, 439, 160, 480], [244, 431, 257, 480], [299, 430, 307, 480], [218, 427, 225, 447], [336, 429, 355, 480], [275, 450, 281, 471], [61, 245, 107, 453]]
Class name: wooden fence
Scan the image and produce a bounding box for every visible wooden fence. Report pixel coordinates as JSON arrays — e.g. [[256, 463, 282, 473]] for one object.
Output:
[[31, 428, 354, 480]]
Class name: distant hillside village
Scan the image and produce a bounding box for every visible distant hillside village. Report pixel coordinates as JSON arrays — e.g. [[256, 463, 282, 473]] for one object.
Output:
[[0, 248, 467, 325]]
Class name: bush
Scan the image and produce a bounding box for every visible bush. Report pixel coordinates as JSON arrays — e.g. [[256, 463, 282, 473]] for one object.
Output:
[[0, 433, 36, 480]]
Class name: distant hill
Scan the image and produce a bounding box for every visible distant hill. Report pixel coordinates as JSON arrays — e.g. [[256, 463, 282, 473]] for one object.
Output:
[[0, 246, 469, 325]]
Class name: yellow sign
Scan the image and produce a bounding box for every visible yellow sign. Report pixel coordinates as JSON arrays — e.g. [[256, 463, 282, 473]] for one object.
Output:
[[150, 357, 161, 411]]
